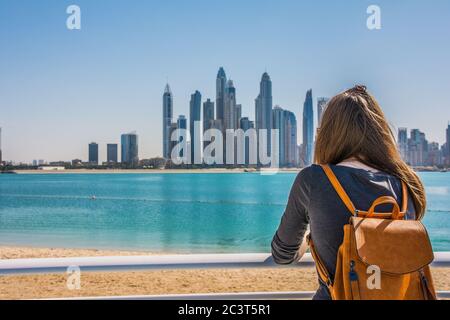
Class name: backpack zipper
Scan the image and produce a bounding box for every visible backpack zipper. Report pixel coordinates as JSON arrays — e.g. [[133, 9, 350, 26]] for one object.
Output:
[[349, 260, 361, 299], [419, 269, 433, 300], [349, 260, 358, 281]]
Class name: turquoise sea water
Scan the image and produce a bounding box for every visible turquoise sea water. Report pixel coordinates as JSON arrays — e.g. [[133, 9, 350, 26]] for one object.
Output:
[[0, 172, 449, 253]]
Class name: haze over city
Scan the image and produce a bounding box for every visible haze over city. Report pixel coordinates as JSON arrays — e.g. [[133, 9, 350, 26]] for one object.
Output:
[[1, 0, 450, 163]]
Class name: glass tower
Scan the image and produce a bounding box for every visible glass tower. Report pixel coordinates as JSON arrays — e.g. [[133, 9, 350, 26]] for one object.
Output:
[[189, 91, 202, 164], [177, 115, 187, 158], [162, 84, 173, 159], [107, 144, 118, 163], [317, 97, 329, 126], [216, 67, 227, 124], [255, 72, 273, 163], [121, 133, 139, 166], [88, 142, 99, 165], [302, 89, 314, 166]]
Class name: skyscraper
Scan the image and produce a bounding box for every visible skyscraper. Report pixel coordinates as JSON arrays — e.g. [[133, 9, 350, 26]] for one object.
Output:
[[446, 123, 450, 155], [445, 123, 450, 165], [177, 115, 187, 130], [272, 107, 298, 167], [203, 99, 215, 133], [317, 97, 329, 126], [235, 104, 242, 129], [189, 91, 202, 163], [224, 80, 237, 130], [121, 133, 139, 166], [427, 142, 442, 166], [285, 110, 298, 167], [107, 144, 118, 163], [177, 115, 187, 159], [240, 117, 255, 165], [398, 128, 408, 162], [203, 99, 215, 149], [216, 67, 227, 124], [168, 123, 178, 159], [272, 106, 286, 166], [162, 84, 173, 159], [88, 142, 99, 165], [255, 72, 273, 163], [408, 129, 427, 166], [302, 89, 314, 166]]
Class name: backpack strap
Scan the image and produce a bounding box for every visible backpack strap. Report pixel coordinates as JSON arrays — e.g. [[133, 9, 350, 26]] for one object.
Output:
[[306, 234, 334, 293], [321, 164, 357, 215], [320, 164, 408, 219]]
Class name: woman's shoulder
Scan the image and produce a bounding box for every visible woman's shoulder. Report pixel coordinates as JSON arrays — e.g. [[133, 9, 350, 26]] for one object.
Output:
[[294, 164, 326, 185], [298, 164, 327, 176]]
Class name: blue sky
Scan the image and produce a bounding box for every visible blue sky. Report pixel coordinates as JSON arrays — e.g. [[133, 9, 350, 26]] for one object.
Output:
[[1, 0, 449, 163]]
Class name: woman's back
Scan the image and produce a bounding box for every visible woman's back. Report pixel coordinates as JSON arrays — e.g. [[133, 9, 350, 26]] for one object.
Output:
[[272, 85, 428, 300], [271, 163, 416, 300]]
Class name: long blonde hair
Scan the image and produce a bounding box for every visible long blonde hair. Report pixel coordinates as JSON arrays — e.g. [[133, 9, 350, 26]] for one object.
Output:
[[314, 85, 426, 219]]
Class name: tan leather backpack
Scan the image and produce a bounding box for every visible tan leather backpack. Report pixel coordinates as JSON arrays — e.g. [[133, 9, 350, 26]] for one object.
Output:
[[307, 164, 437, 300]]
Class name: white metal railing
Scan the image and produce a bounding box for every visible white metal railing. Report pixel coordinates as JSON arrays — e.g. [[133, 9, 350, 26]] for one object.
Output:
[[1, 252, 450, 299], [0, 253, 314, 275], [2, 252, 450, 275]]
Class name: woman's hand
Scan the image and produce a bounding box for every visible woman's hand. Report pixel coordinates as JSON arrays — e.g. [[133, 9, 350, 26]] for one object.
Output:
[[294, 231, 309, 262]]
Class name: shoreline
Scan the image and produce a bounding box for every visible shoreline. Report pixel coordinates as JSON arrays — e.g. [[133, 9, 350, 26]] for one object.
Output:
[[0, 245, 159, 260], [2, 167, 448, 174], [7, 168, 301, 175]]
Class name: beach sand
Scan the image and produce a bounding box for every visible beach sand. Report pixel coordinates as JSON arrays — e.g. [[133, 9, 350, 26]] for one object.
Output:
[[0, 246, 449, 300]]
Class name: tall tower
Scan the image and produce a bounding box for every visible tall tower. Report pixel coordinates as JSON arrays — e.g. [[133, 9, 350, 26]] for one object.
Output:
[[302, 89, 314, 166], [317, 97, 329, 126], [189, 90, 202, 163], [398, 128, 408, 162], [203, 99, 215, 149], [216, 67, 227, 124], [121, 132, 139, 166], [255, 72, 273, 163], [177, 115, 187, 158], [162, 84, 173, 159], [284, 110, 297, 167], [446, 123, 450, 155], [88, 142, 99, 165], [224, 80, 237, 130], [107, 144, 118, 163], [203, 99, 215, 133], [272, 107, 298, 168], [235, 104, 242, 129], [272, 106, 286, 166], [240, 117, 254, 165]]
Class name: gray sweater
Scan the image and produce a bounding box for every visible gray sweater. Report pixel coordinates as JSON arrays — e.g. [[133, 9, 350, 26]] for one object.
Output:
[[271, 164, 416, 300]]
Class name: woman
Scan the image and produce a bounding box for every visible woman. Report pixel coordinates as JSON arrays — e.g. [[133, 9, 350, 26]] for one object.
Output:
[[271, 85, 426, 300]]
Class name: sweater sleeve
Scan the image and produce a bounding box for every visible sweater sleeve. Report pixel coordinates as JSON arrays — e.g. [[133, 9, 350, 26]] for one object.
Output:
[[271, 166, 312, 264]]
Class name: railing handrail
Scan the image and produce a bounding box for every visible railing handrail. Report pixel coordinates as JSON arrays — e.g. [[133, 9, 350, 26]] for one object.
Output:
[[1, 252, 450, 275]]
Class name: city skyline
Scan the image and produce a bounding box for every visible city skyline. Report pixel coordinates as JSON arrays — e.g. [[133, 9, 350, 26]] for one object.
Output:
[[2, 66, 449, 168], [1, 1, 450, 163], [397, 125, 450, 167]]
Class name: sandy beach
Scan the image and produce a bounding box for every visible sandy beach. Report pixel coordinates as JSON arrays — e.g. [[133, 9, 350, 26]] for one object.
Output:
[[1, 246, 449, 300]]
